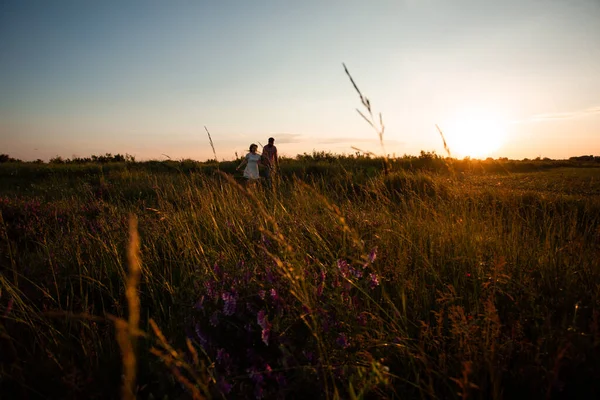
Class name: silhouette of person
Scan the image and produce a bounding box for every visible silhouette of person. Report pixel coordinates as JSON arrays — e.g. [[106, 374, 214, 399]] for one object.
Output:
[[262, 137, 278, 184], [236, 144, 261, 183]]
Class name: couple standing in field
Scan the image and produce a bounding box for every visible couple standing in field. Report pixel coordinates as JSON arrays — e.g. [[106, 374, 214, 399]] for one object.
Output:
[[236, 137, 279, 185]]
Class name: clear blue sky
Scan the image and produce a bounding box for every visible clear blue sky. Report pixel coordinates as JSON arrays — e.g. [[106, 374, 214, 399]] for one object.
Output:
[[1, 0, 599, 161]]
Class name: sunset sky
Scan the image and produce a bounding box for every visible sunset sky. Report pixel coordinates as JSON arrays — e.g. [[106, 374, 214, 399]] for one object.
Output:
[[1, 0, 599, 161]]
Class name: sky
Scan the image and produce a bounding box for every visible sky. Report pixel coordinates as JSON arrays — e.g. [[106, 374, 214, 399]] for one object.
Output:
[[1, 0, 599, 161]]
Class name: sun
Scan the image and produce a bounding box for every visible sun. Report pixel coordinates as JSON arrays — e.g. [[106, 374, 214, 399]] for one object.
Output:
[[443, 111, 508, 159]]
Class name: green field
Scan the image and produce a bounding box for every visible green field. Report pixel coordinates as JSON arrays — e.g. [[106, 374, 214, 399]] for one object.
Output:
[[1, 156, 599, 399]]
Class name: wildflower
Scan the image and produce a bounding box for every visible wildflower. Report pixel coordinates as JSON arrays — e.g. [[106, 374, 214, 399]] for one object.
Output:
[[350, 266, 363, 278], [337, 259, 350, 278], [270, 288, 278, 301], [257, 310, 269, 329], [204, 280, 218, 299], [369, 273, 380, 289], [257, 310, 272, 345], [222, 291, 237, 316], [258, 290, 266, 300]]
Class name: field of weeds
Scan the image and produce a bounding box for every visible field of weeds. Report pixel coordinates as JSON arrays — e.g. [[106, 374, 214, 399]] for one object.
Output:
[[1, 158, 599, 399]]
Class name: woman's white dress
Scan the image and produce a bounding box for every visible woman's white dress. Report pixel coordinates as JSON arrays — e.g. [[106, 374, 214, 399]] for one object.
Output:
[[243, 153, 261, 180]]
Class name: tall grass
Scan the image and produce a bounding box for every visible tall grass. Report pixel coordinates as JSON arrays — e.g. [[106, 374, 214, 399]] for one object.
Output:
[[1, 164, 599, 398]]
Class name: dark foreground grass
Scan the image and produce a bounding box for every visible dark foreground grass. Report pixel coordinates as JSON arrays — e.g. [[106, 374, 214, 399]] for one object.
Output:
[[1, 161, 600, 399]]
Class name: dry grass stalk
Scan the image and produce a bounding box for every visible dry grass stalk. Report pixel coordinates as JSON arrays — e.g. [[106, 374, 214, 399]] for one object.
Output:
[[343, 63, 390, 175], [114, 214, 142, 400], [204, 125, 219, 167]]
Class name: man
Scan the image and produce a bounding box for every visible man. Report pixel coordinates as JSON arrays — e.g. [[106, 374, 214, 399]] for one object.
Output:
[[262, 137, 278, 184]]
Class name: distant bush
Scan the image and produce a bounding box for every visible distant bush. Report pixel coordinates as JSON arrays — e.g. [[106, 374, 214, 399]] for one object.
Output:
[[0, 154, 22, 163]]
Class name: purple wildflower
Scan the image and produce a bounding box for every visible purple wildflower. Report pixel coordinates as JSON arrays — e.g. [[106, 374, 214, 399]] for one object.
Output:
[[369, 273, 380, 289], [270, 288, 278, 301], [257, 310, 269, 329], [261, 327, 271, 346], [222, 291, 237, 316], [337, 259, 349, 278], [257, 310, 272, 346], [204, 280, 218, 299], [258, 290, 266, 300], [350, 266, 363, 278]]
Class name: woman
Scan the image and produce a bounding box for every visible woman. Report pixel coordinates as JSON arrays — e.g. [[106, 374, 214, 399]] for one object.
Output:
[[236, 144, 262, 182]]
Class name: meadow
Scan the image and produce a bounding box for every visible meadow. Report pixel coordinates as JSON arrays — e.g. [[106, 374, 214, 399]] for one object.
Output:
[[1, 154, 599, 399]]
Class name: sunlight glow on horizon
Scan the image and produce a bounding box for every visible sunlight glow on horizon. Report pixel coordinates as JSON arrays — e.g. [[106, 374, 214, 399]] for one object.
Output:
[[442, 110, 509, 159]]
